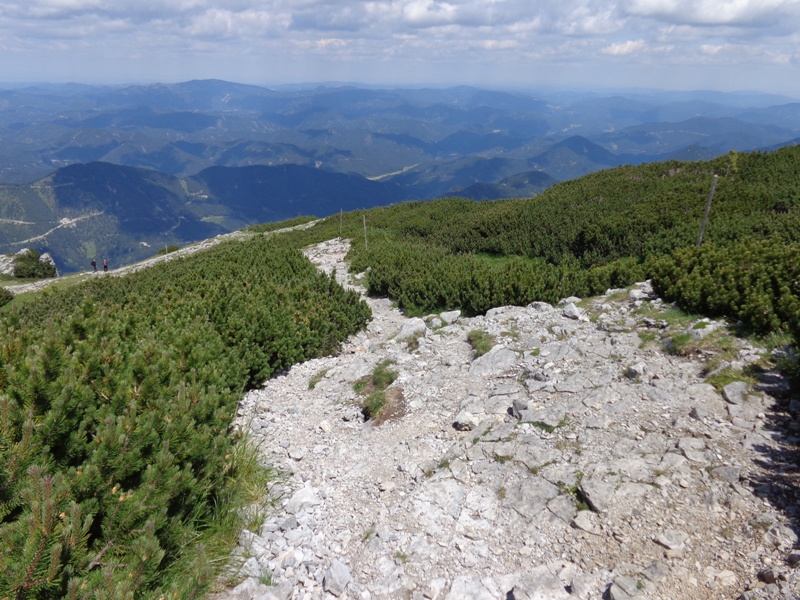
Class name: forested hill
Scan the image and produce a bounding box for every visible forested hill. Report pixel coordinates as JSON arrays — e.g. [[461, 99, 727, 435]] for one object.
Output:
[[0, 161, 403, 272]]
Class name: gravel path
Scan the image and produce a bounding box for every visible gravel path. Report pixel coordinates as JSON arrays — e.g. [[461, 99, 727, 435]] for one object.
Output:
[[212, 238, 800, 600]]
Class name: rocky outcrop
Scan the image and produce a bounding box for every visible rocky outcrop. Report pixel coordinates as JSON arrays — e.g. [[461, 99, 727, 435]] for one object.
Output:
[[211, 238, 799, 600]]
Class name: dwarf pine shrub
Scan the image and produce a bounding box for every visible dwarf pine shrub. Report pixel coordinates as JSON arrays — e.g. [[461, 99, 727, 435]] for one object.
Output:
[[0, 235, 370, 598]]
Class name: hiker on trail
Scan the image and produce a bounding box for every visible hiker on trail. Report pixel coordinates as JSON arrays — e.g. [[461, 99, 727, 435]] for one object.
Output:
[[103, 258, 108, 272], [91, 259, 97, 272]]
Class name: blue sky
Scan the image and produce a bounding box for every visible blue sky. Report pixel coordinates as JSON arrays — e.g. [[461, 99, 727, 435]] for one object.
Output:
[[1, 0, 799, 97]]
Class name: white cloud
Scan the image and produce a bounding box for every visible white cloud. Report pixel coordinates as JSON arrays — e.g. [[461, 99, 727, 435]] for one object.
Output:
[[602, 39, 646, 55], [623, 0, 800, 27], [186, 8, 288, 38], [0, 0, 798, 95]]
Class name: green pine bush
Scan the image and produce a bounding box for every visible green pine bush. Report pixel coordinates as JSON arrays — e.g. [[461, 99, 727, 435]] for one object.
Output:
[[12, 249, 57, 280], [0, 235, 371, 598]]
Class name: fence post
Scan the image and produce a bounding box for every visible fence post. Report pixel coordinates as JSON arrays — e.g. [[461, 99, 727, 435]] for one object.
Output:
[[697, 174, 718, 246]]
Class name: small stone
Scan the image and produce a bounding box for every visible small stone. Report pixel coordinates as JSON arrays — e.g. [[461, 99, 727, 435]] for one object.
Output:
[[341, 406, 362, 422], [527, 301, 553, 312], [572, 511, 598, 534], [722, 381, 749, 405], [608, 575, 642, 599], [716, 570, 737, 586], [641, 562, 669, 582], [758, 568, 778, 584], [511, 397, 529, 419], [655, 529, 689, 550], [396, 317, 427, 341], [579, 478, 615, 513], [453, 410, 480, 431], [323, 559, 352, 597], [562, 303, 583, 320], [318, 420, 332, 433], [625, 362, 647, 380], [427, 316, 443, 329], [285, 485, 321, 514], [230, 578, 269, 598], [711, 465, 741, 483]]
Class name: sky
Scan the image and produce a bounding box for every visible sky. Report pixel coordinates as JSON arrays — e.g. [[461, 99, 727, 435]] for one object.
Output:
[[1, 0, 799, 97]]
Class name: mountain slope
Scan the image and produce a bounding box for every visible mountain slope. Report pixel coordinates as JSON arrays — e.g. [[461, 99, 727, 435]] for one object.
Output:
[[446, 169, 557, 200], [0, 161, 405, 272]]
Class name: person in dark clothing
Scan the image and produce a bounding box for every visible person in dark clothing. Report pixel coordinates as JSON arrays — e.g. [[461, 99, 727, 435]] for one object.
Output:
[[103, 258, 108, 272], [91, 259, 97, 272]]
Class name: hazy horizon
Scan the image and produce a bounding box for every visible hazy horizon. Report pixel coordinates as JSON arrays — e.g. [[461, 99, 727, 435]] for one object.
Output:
[[1, 1, 798, 99]]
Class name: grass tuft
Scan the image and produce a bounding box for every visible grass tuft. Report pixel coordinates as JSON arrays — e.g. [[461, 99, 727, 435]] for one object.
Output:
[[467, 329, 496, 358]]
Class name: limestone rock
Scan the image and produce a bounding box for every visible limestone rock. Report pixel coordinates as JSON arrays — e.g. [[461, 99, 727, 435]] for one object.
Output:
[[655, 529, 689, 550], [562, 302, 583, 320], [396, 317, 427, 341], [572, 510, 599, 534], [710, 465, 741, 483], [440, 310, 461, 324], [578, 478, 616, 513], [453, 410, 480, 431], [625, 362, 647, 380], [512, 565, 571, 599], [322, 559, 351, 596], [469, 345, 518, 375], [722, 381, 750, 405]]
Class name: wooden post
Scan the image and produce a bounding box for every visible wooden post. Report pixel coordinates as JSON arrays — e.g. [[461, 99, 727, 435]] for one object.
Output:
[[339, 209, 343, 240], [697, 174, 718, 246], [363, 214, 368, 251]]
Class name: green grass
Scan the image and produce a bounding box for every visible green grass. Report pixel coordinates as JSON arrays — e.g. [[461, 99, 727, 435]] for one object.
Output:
[[405, 330, 424, 352], [353, 359, 399, 395], [372, 360, 399, 389], [467, 329, 496, 358], [361, 391, 387, 420], [309, 368, 329, 390], [353, 360, 399, 421], [362, 524, 376, 542], [169, 433, 275, 595], [705, 366, 759, 394], [246, 216, 318, 233], [637, 330, 658, 347]]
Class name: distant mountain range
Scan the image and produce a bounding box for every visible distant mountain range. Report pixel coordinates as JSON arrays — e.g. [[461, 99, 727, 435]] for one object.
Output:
[[0, 80, 798, 272], [1, 80, 798, 187]]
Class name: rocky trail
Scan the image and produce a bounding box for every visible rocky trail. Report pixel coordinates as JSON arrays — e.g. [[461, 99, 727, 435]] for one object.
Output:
[[2, 221, 318, 295], [209, 238, 800, 600]]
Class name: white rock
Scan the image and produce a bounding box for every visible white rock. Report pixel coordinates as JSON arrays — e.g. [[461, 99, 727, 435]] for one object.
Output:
[[396, 317, 427, 341]]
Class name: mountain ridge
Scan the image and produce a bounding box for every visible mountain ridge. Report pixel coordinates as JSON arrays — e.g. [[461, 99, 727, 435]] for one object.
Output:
[[1, 80, 798, 186]]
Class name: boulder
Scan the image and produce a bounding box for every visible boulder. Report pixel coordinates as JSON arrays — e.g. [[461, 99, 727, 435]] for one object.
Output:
[[396, 317, 427, 341], [469, 345, 518, 376]]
